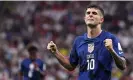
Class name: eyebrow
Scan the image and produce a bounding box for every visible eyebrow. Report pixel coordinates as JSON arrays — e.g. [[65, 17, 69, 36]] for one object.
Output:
[[86, 11, 98, 15]]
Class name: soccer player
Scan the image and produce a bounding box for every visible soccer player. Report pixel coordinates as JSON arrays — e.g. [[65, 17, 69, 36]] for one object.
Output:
[[18, 45, 46, 80], [47, 5, 126, 80]]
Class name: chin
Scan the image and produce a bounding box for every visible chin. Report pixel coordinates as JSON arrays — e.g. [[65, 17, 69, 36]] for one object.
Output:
[[87, 23, 97, 28], [86, 21, 95, 25]]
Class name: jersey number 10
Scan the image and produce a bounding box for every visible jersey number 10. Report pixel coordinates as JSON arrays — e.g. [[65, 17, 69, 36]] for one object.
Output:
[[87, 59, 95, 70]]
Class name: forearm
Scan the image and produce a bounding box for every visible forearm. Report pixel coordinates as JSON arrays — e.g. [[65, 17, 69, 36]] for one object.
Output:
[[53, 50, 75, 71], [109, 49, 126, 70], [47, 41, 76, 71]]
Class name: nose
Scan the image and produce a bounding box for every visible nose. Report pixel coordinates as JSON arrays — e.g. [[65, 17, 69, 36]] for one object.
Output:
[[89, 14, 93, 18], [88, 12, 93, 17]]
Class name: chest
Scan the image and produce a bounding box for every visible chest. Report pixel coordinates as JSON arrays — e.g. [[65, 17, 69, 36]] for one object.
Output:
[[23, 60, 41, 71], [77, 41, 101, 56], [76, 41, 111, 62]]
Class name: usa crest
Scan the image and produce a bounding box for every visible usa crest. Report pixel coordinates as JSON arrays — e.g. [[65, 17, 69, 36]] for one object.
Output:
[[88, 43, 94, 53]]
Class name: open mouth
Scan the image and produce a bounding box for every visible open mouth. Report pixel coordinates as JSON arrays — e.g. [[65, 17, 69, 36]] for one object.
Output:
[[88, 19, 94, 20], [88, 19, 94, 21]]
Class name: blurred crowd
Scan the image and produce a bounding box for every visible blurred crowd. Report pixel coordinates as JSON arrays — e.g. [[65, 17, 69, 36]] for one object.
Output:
[[0, 1, 132, 80]]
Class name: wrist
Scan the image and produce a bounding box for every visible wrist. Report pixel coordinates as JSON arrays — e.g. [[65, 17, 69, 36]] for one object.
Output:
[[108, 48, 115, 53], [53, 49, 59, 54]]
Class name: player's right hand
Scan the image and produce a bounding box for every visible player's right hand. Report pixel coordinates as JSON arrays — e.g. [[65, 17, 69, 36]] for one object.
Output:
[[47, 41, 57, 53]]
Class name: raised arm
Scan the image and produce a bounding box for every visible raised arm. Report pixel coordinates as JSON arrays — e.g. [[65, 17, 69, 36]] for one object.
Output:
[[47, 41, 76, 71], [104, 39, 126, 70]]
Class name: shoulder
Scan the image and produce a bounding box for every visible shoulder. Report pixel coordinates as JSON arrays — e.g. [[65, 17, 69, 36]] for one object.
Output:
[[74, 34, 85, 43], [21, 58, 29, 65], [37, 59, 44, 63], [103, 31, 120, 44], [103, 31, 113, 37], [103, 31, 118, 39], [22, 58, 29, 62], [71, 34, 85, 48]]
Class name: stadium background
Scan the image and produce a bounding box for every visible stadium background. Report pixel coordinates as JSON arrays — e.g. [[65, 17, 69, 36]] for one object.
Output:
[[0, 1, 132, 80]]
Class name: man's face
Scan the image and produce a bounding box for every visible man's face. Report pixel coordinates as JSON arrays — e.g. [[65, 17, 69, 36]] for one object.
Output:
[[84, 8, 104, 27], [29, 50, 37, 60]]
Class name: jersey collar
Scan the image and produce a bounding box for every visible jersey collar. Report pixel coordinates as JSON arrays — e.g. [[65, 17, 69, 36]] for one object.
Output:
[[84, 30, 104, 43]]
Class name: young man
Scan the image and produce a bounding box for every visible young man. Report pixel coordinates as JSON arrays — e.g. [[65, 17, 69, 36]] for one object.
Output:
[[47, 5, 126, 80], [18, 45, 46, 80]]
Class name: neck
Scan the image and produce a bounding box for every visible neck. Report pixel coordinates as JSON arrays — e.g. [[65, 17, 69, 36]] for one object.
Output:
[[87, 24, 102, 38], [30, 57, 36, 61]]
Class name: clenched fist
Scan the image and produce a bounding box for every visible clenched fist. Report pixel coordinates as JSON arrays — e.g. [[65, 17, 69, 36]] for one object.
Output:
[[104, 39, 113, 51], [47, 41, 58, 53]]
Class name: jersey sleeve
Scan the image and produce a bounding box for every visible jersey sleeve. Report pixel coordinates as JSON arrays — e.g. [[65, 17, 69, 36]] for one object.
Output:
[[112, 35, 124, 57], [69, 38, 79, 66]]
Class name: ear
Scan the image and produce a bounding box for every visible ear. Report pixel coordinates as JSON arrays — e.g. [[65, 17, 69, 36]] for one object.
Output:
[[100, 18, 104, 23]]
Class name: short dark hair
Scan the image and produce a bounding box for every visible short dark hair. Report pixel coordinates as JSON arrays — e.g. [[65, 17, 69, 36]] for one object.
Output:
[[27, 45, 38, 52], [87, 5, 104, 17]]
